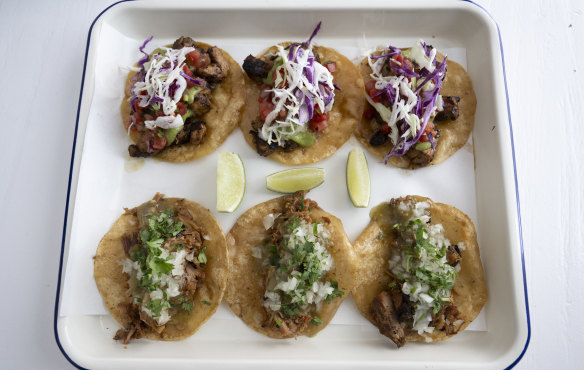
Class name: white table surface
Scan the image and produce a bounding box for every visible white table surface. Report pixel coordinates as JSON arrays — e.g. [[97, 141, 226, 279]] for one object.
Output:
[[1, 0, 581, 368]]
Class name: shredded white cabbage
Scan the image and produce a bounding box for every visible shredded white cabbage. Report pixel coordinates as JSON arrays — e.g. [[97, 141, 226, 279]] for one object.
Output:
[[132, 46, 194, 130], [259, 44, 335, 146], [366, 39, 443, 146]]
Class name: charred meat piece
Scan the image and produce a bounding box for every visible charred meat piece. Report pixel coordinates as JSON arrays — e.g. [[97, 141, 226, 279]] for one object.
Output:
[[369, 129, 389, 147], [388, 284, 414, 323], [250, 130, 277, 157], [196, 47, 229, 83], [190, 89, 212, 116], [434, 96, 461, 122], [446, 244, 462, 267], [173, 36, 196, 49], [173, 118, 207, 146], [371, 290, 407, 347], [405, 145, 436, 167], [242, 55, 274, 84], [430, 302, 463, 335]]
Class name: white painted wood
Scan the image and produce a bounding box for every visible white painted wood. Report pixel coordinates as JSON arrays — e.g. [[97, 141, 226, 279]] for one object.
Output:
[[0, 0, 580, 368]]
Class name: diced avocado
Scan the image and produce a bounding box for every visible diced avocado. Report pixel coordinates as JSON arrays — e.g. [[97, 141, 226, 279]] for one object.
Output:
[[165, 125, 184, 145], [288, 131, 316, 147], [263, 56, 284, 85], [402, 48, 411, 58], [415, 142, 432, 151], [182, 87, 201, 104]]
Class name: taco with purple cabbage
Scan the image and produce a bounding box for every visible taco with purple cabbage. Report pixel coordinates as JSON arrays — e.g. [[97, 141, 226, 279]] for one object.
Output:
[[355, 40, 476, 169], [122, 36, 245, 162], [241, 23, 364, 165]]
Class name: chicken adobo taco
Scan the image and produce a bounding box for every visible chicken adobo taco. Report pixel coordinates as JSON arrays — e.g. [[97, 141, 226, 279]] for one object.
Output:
[[241, 23, 364, 165], [94, 194, 228, 343], [355, 40, 476, 168], [122, 36, 245, 162], [225, 191, 357, 338], [352, 195, 487, 347]]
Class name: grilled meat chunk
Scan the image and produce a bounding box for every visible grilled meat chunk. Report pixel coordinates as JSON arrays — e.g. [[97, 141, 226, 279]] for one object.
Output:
[[434, 96, 461, 122], [173, 36, 196, 49], [405, 145, 436, 167], [430, 302, 463, 335], [197, 47, 229, 83], [370, 129, 389, 146], [190, 90, 212, 117], [371, 290, 407, 347], [242, 55, 273, 83], [446, 244, 462, 267]]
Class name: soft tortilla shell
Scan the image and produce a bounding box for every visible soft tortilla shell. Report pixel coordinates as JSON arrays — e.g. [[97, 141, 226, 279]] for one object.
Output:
[[240, 43, 365, 165], [224, 195, 357, 338], [352, 196, 487, 343], [94, 198, 228, 341], [121, 42, 246, 162], [355, 52, 477, 169]]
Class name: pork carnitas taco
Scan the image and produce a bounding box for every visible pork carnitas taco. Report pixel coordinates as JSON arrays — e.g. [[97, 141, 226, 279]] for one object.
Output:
[[122, 36, 245, 162], [241, 23, 364, 165], [225, 191, 357, 338], [94, 194, 228, 343], [355, 40, 476, 168], [352, 196, 487, 347]]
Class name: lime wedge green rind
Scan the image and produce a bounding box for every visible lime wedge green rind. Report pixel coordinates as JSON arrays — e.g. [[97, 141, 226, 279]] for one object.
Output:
[[216, 151, 246, 213], [346, 148, 371, 208], [266, 167, 325, 193]]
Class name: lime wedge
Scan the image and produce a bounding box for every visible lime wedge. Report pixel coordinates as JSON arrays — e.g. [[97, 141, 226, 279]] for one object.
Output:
[[346, 148, 370, 208], [266, 167, 325, 193], [217, 151, 245, 212]]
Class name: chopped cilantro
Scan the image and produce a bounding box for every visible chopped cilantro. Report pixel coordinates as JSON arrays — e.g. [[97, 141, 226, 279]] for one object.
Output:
[[274, 317, 283, 327], [202, 300, 212, 306], [377, 232, 388, 239], [146, 299, 171, 318], [310, 316, 323, 325], [197, 247, 207, 264]]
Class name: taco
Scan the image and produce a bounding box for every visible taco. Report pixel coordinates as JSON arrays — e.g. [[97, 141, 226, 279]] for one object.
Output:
[[355, 40, 477, 168], [352, 196, 487, 347], [94, 194, 228, 343], [240, 23, 364, 165], [225, 191, 357, 338], [122, 36, 246, 162]]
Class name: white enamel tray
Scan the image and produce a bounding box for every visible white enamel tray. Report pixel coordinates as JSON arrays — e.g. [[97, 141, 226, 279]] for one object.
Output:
[[54, 1, 530, 368]]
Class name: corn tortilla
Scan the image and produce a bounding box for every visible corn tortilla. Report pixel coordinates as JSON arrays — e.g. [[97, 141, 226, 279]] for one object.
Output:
[[355, 52, 477, 169], [352, 195, 487, 344], [94, 196, 228, 341], [121, 42, 246, 162], [241, 43, 365, 165], [224, 194, 358, 338]]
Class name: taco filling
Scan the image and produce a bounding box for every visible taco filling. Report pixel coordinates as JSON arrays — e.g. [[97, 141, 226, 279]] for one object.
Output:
[[242, 23, 339, 157], [252, 192, 344, 337], [113, 196, 209, 344], [371, 197, 465, 347], [125, 36, 230, 157], [363, 40, 461, 167]]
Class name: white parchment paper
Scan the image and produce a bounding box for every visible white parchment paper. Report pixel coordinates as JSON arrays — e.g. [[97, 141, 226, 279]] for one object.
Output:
[[60, 23, 486, 331]]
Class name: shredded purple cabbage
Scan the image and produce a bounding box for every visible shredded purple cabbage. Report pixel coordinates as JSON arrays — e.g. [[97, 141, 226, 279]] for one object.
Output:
[[302, 21, 322, 48], [374, 46, 447, 162], [137, 36, 153, 68], [180, 71, 203, 85]]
